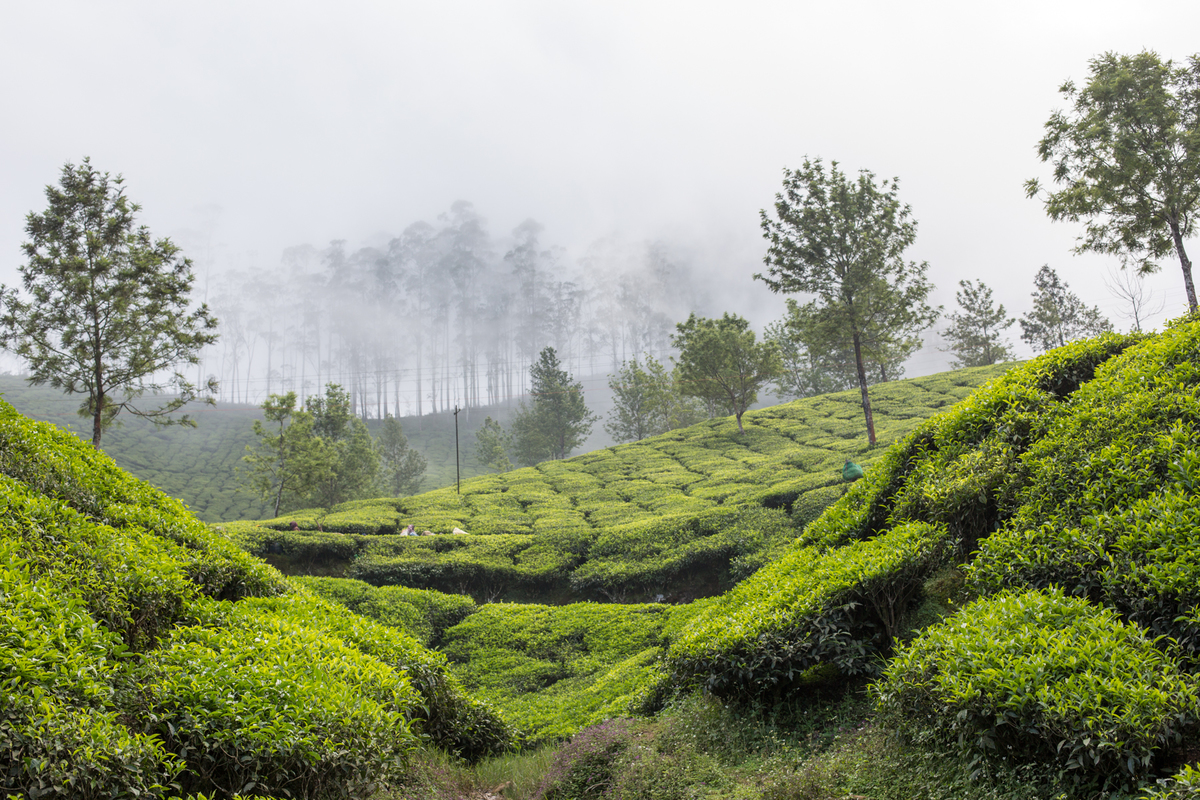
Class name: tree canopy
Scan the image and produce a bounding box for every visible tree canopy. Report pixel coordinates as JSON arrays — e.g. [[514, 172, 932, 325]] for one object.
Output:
[[0, 158, 218, 448], [1026, 50, 1200, 311], [941, 280, 1016, 368], [1019, 265, 1113, 353], [510, 347, 596, 465], [757, 158, 938, 444], [671, 313, 781, 435], [378, 414, 427, 496]]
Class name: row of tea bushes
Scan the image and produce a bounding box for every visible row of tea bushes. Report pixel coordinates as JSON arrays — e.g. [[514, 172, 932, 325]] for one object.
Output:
[[439, 601, 684, 744], [292, 576, 478, 647], [245, 365, 1011, 545], [969, 320, 1200, 656], [667, 521, 955, 696], [0, 399, 513, 798]]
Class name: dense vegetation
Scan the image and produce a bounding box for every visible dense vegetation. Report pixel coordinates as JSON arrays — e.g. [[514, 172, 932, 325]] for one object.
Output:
[[0, 398, 513, 798], [266, 318, 1200, 798], [0, 375, 505, 521], [225, 364, 1005, 607], [11, 318, 1200, 797]]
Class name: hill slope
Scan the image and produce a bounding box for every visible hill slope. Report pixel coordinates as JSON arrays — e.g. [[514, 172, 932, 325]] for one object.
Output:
[[227, 364, 1011, 606], [0, 398, 512, 798], [257, 319, 1200, 795], [0, 375, 522, 521]]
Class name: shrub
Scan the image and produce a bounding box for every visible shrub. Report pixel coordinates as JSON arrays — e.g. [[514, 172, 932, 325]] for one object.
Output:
[[668, 522, 954, 697], [874, 588, 1200, 789]]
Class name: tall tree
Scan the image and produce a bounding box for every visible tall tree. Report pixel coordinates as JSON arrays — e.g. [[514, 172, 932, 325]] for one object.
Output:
[[475, 416, 513, 473], [510, 347, 596, 465], [377, 414, 427, 496], [303, 383, 380, 509], [757, 158, 939, 444], [0, 158, 218, 448], [241, 391, 324, 517], [605, 356, 674, 443], [941, 280, 1017, 368], [671, 313, 782, 435], [766, 298, 915, 400], [1019, 265, 1113, 353], [1026, 50, 1200, 311]]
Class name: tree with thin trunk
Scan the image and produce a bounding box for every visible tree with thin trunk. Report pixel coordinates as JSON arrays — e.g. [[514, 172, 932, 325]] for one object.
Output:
[[1026, 50, 1200, 312], [0, 159, 218, 448], [941, 280, 1017, 368], [671, 313, 782, 435], [757, 158, 939, 445]]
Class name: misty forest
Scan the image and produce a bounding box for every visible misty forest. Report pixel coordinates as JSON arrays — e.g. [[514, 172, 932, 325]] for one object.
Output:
[[199, 205, 713, 416]]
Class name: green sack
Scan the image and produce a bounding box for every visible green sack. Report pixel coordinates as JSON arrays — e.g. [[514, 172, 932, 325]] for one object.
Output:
[[842, 461, 864, 482]]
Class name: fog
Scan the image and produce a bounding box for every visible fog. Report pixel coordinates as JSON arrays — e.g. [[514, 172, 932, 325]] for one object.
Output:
[[2, 1, 1198, 402]]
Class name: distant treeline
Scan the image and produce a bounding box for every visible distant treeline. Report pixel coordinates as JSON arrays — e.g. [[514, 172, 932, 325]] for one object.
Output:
[[198, 204, 712, 417]]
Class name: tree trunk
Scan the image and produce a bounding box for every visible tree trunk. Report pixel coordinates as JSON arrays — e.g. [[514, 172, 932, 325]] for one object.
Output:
[[851, 328, 876, 446], [1170, 220, 1197, 312]]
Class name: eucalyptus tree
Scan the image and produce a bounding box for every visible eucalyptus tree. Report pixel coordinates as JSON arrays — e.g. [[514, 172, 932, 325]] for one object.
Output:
[[0, 158, 218, 448], [1027, 50, 1200, 311], [757, 158, 939, 445]]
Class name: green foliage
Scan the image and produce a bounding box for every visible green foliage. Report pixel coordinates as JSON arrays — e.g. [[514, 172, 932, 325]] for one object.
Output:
[[475, 415, 513, 473], [875, 589, 1199, 789], [0, 158, 219, 449], [293, 576, 477, 646], [757, 156, 940, 444], [941, 279, 1017, 367], [668, 522, 955, 697], [441, 602, 675, 743], [969, 319, 1200, 655], [671, 311, 783, 434], [1019, 264, 1112, 352], [0, 395, 513, 796], [1027, 50, 1200, 310], [240, 391, 324, 518], [131, 594, 422, 799], [378, 414, 428, 496], [604, 355, 676, 443], [303, 383, 381, 510], [511, 347, 597, 465]]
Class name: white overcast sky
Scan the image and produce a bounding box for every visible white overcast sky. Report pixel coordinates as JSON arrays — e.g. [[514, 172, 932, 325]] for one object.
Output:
[[2, 1, 1198, 374]]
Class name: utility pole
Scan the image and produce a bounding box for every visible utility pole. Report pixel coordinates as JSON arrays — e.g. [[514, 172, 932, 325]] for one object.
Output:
[[453, 405, 461, 494]]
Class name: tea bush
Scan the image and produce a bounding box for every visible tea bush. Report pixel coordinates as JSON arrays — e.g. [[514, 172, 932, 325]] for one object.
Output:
[[971, 321, 1200, 655], [292, 576, 477, 646], [668, 521, 955, 696], [875, 588, 1199, 789], [0, 399, 514, 796], [441, 602, 674, 742]]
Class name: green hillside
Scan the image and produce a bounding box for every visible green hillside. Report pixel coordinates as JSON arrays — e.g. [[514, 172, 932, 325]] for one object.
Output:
[[0, 375, 516, 522], [249, 318, 1200, 797], [0, 398, 512, 798], [10, 318, 1200, 798], [225, 364, 1009, 606]]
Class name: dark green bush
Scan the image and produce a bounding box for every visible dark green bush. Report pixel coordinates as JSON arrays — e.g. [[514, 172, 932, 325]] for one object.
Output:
[[875, 588, 1199, 789]]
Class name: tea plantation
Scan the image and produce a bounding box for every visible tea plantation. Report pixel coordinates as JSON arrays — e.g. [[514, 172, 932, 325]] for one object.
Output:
[[0, 375, 514, 522], [0, 399, 513, 798], [9, 319, 1200, 798]]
